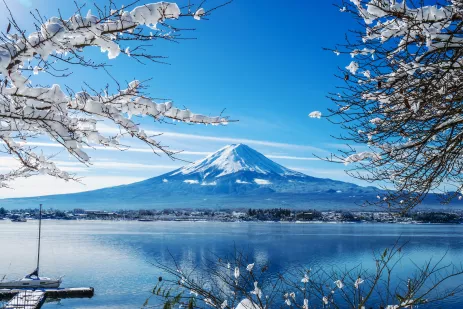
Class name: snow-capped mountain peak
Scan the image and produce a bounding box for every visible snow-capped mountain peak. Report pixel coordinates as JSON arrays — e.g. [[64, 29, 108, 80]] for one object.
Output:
[[0, 144, 379, 210], [169, 144, 304, 180]]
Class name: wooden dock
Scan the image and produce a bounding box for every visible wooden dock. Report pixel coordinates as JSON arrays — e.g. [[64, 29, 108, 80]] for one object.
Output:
[[4, 290, 45, 309], [0, 288, 94, 309]]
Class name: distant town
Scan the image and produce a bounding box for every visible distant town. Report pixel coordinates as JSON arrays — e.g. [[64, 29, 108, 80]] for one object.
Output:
[[0, 207, 462, 224]]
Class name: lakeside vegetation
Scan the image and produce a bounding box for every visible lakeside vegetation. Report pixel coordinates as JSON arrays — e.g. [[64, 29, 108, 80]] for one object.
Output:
[[1, 207, 462, 224]]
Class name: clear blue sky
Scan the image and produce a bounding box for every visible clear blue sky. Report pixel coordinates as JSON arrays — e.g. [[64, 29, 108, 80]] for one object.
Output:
[[0, 0, 365, 197]]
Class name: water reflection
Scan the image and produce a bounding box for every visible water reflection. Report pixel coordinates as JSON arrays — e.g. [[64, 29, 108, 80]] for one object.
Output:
[[0, 221, 462, 308]]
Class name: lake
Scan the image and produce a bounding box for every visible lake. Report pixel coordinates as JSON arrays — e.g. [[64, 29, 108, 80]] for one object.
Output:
[[0, 220, 463, 308]]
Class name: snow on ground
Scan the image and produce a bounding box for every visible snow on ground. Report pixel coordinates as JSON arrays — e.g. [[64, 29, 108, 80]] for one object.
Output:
[[183, 180, 199, 184], [236, 180, 251, 184], [201, 181, 217, 186], [254, 179, 272, 185]]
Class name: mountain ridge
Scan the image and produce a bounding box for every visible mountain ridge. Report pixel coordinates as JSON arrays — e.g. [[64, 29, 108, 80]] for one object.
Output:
[[168, 144, 305, 181], [0, 144, 382, 210]]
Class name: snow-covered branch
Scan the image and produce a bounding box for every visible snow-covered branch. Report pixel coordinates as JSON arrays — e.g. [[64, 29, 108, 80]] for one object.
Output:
[[152, 242, 463, 308], [0, 1, 231, 186], [324, 0, 463, 211]]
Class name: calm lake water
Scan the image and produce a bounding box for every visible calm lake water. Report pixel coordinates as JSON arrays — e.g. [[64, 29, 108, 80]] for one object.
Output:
[[0, 220, 463, 308]]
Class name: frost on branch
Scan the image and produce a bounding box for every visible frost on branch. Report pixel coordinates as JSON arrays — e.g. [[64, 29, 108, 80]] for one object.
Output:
[[326, 0, 463, 211], [308, 111, 322, 119], [152, 242, 463, 308], [0, 1, 230, 186], [344, 151, 380, 165]]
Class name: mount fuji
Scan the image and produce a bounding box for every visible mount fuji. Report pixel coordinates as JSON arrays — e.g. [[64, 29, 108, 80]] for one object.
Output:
[[161, 144, 374, 195], [0, 144, 381, 210]]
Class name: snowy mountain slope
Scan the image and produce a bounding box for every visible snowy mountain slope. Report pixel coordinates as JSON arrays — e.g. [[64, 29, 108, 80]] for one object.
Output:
[[156, 144, 375, 194], [0, 144, 382, 209], [170, 144, 304, 179]]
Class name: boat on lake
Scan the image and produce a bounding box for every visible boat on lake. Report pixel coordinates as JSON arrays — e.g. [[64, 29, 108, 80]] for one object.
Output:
[[0, 204, 62, 289], [0, 271, 61, 288]]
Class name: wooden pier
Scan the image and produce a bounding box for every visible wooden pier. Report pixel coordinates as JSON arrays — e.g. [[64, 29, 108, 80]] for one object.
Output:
[[3, 290, 45, 309], [0, 288, 94, 309]]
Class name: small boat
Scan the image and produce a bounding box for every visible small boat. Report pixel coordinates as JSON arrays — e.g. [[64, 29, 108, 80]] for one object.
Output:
[[0, 204, 62, 289], [138, 218, 154, 222], [0, 270, 61, 288]]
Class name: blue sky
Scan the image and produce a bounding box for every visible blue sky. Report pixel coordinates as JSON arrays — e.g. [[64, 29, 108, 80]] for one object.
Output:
[[0, 0, 365, 197]]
